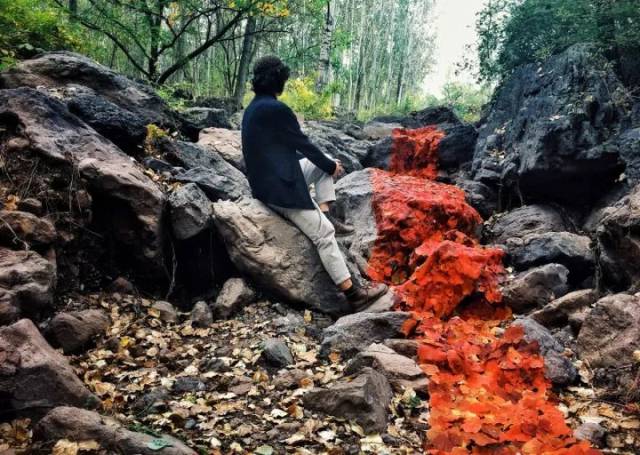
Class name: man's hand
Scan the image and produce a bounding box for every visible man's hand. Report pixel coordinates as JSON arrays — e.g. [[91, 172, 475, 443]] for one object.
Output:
[[333, 159, 345, 178]]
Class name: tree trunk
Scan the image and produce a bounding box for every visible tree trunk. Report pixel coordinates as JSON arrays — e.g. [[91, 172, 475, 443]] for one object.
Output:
[[233, 16, 257, 109], [316, 1, 333, 91]]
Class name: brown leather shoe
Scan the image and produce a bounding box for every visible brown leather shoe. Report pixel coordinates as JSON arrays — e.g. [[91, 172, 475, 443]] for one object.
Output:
[[346, 282, 389, 312]]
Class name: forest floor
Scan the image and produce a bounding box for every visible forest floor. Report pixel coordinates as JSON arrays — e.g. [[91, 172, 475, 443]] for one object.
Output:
[[1, 292, 639, 454]]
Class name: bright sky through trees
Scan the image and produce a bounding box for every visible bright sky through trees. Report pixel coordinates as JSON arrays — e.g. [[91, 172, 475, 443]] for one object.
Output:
[[425, 0, 487, 96]]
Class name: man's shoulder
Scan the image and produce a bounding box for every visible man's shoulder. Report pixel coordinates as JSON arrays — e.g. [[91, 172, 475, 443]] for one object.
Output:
[[252, 96, 291, 115]]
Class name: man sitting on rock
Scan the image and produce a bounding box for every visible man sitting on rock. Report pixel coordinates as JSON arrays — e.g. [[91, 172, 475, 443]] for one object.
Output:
[[242, 56, 388, 312]]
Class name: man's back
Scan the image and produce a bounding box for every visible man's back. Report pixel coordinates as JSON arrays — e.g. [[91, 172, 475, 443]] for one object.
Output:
[[242, 94, 336, 210]]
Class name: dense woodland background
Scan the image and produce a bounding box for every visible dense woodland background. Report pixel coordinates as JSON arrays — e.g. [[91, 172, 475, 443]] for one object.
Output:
[[1, 0, 639, 121]]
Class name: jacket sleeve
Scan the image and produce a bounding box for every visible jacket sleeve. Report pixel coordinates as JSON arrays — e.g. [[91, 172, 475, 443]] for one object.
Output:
[[276, 103, 337, 176]]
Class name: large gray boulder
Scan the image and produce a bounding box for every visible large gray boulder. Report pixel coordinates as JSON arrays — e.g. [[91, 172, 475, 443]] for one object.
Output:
[[212, 198, 352, 315], [472, 44, 627, 205], [514, 318, 578, 386], [154, 137, 250, 201], [0, 319, 99, 417], [305, 121, 370, 173], [506, 232, 595, 282], [530, 289, 599, 330], [66, 89, 149, 156], [0, 88, 166, 281], [197, 127, 245, 171], [596, 184, 640, 292], [0, 51, 180, 134], [320, 312, 411, 358], [334, 169, 378, 271], [0, 249, 56, 325], [577, 293, 640, 368], [37, 407, 196, 455], [302, 368, 393, 434], [483, 205, 569, 245], [182, 107, 232, 131], [168, 183, 213, 240], [502, 264, 570, 314]]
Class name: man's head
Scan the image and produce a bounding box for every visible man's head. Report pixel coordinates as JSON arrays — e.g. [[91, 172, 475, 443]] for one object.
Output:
[[251, 56, 291, 97]]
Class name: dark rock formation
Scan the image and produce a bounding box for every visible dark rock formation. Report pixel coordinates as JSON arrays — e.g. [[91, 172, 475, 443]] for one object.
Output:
[[0, 51, 181, 135], [305, 121, 370, 173], [168, 184, 213, 240], [197, 128, 245, 172], [48, 309, 110, 354], [596, 184, 640, 292], [0, 88, 166, 286], [345, 343, 428, 393], [190, 301, 213, 328], [212, 198, 352, 315], [181, 107, 232, 131], [502, 264, 570, 313], [302, 368, 393, 433], [473, 44, 627, 206], [530, 289, 599, 331], [154, 137, 250, 201], [484, 205, 570, 245], [514, 318, 578, 386], [67, 91, 148, 156], [0, 319, 99, 417], [0, 249, 56, 325], [0, 210, 57, 251], [261, 338, 294, 368], [320, 312, 411, 357], [506, 232, 594, 283], [36, 407, 197, 454], [577, 293, 640, 368]]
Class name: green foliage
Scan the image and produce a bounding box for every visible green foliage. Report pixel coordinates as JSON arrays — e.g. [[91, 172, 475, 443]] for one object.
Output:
[[279, 77, 334, 120], [439, 82, 491, 123], [475, 0, 640, 83], [0, 0, 78, 69], [355, 94, 426, 122]]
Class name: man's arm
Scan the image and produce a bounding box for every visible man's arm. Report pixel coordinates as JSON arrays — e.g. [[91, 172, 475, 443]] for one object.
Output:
[[276, 104, 337, 176]]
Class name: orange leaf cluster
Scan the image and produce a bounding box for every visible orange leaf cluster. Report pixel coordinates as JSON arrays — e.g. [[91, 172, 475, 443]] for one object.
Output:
[[389, 126, 446, 179], [365, 126, 601, 454]]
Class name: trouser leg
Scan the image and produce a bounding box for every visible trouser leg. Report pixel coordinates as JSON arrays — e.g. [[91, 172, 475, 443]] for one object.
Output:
[[270, 202, 351, 286], [299, 158, 336, 204]]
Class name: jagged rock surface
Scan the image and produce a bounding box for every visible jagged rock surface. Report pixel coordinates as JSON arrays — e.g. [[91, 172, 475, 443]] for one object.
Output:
[[302, 368, 393, 433], [0, 249, 56, 325], [197, 127, 245, 171], [0, 88, 166, 283], [472, 44, 627, 205], [48, 309, 110, 354], [36, 407, 197, 455], [0, 319, 98, 417], [596, 184, 640, 292], [212, 198, 351, 315], [502, 264, 570, 313], [320, 312, 411, 357], [577, 293, 640, 368], [0, 51, 181, 134]]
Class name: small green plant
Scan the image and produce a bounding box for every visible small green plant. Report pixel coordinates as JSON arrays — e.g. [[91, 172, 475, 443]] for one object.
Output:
[[0, 0, 79, 70], [279, 77, 334, 120]]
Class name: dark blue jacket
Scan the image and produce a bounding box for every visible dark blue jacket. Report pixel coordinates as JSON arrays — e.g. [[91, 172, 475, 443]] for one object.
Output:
[[241, 94, 337, 210]]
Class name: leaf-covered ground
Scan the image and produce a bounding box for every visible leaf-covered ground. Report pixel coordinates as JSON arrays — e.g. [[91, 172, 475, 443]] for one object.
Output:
[[1, 291, 639, 454]]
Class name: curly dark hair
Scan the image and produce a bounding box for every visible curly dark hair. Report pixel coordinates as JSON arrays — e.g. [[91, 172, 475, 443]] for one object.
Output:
[[251, 56, 291, 96]]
